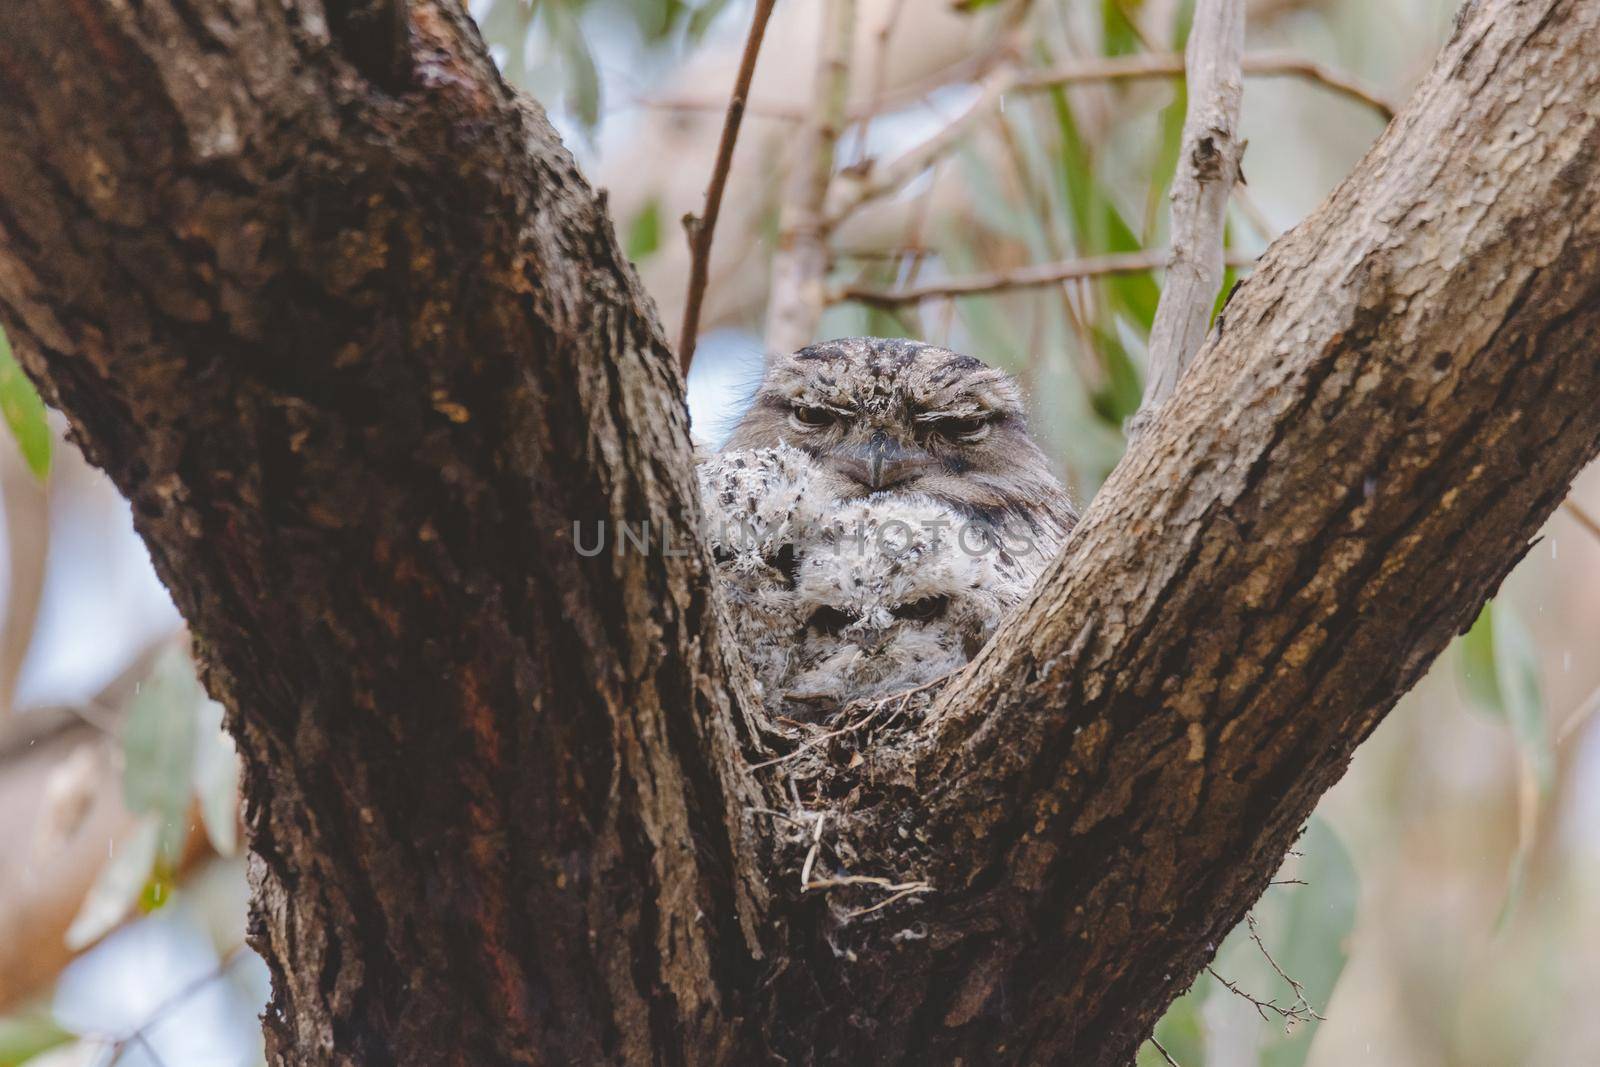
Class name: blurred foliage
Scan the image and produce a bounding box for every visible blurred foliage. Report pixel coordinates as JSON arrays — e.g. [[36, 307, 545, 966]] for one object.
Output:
[[1455, 600, 1555, 926], [1139, 819, 1359, 1067], [0, 328, 50, 481], [67, 647, 241, 951], [0, 1010, 71, 1067], [479, 0, 734, 129], [3, 3, 1592, 1066]]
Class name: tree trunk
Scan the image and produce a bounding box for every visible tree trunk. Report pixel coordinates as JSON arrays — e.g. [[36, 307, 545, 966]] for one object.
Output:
[[0, 1, 1597, 1065]]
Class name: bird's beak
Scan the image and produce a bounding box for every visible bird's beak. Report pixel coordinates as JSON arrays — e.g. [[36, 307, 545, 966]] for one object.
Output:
[[868, 431, 890, 490], [835, 431, 931, 491]]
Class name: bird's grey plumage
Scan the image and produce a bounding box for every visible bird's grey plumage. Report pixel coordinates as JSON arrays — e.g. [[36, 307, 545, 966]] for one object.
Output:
[[698, 445, 1032, 717], [701, 338, 1075, 718], [723, 337, 1076, 552]]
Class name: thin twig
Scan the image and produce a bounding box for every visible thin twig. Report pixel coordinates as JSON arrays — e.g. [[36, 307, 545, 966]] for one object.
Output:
[[763, 0, 856, 357], [842, 883, 933, 919], [1012, 51, 1395, 120], [747, 675, 945, 771], [1562, 498, 1600, 545], [1131, 0, 1246, 435], [677, 0, 778, 374], [1148, 1036, 1183, 1067], [1247, 913, 1324, 1022], [1557, 680, 1600, 746], [835, 249, 1258, 307], [97, 945, 251, 1063], [647, 47, 1395, 130], [1207, 965, 1317, 1028], [826, 61, 1015, 226], [800, 811, 826, 888]]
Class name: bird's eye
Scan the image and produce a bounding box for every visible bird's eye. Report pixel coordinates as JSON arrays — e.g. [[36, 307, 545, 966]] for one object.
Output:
[[932, 416, 992, 441], [806, 605, 859, 635], [790, 406, 836, 429], [892, 595, 950, 622]]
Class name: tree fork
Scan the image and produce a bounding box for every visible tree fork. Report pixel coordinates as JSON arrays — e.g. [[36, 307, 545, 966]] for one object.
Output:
[[0, 1, 1597, 1065]]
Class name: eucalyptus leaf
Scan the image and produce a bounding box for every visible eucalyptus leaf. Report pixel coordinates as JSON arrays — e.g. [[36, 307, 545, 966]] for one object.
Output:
[[123, 647, 204, 863], [193, 697, 242, 857], [626, 198, 663, 262], [1456, 600, 1554, 926], [687, 0, 735, 39], [1259, 817, 1359, 1067], [0, 329, 51, 481], [65, 816, 162, 950], [0, 1009, 72, 1067]]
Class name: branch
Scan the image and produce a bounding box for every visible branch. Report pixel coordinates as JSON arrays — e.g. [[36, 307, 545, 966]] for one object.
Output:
[[833, 249, 1258, 307], [677, 0, 778, 373], [0, 3, 773, 1061], [1133, 0, 1246, 431], [1013, 51, 1396, 120], [763, 0, 856, 357], [1, 1, 1597, 1066], [820, 47, 1388, 226]]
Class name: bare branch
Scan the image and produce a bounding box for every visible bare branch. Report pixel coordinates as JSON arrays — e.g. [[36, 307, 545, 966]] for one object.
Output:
[[764, 0, 856, 357], [1133, 0, 1246, 433], [825, 62, 1014, 226], [834, 249, 1258, 307], [649, 50, 1394, 127], [1012, 51, 1395, 120], [1148, 1036, 1183, 1067], [678, 0, 778, 373], [1562, 497, 1600, 545]]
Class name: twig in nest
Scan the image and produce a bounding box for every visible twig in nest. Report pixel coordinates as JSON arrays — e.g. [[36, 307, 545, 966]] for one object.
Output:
[[747, 675, 947, 771], [842, 884, 932, 919], [677, 0, 778, 373], [800, 810, 827, 888]]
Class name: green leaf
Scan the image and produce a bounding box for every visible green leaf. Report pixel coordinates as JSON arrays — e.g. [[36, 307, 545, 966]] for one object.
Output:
[[193, 697, 242, 856], [1259, 818, 1359, 1067], [122, 646, 203, 864], [1490, 606, 1555, 792], [1143, 976, 1209, 1066], [65, 815, 162, 949], [1045, 87, 1161, 332], [1087, 329, 1145, 429], [1101, 0, 1144, 58], [0, 1010, 72, 1067], [0, 329, 51, 481], [687, 0, 735, 39], [626, 199, 662, 262], [1457, 602, 1502, 712], [545, 3, 601, 130], [1459, 601, 1554, 927]]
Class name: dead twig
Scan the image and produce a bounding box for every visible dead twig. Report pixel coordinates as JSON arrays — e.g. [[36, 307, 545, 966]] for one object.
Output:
[[835, 249, 1258, 307], [1013, 51, 1395, 120], [677, 0, 778, 373], [1148, 1036, 1184, 1067], [1131, 0, 1246, 435], [1562, 497, 1600, 545], [764, 0, 856, 357]]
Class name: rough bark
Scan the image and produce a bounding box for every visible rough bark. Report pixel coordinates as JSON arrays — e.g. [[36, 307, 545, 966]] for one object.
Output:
[[0, 1, 1597, 1066], [0, 3, 771, 1063]]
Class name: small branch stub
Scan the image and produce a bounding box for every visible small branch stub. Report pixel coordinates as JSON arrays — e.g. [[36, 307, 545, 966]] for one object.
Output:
[[1132, 0, 1246, 436]]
